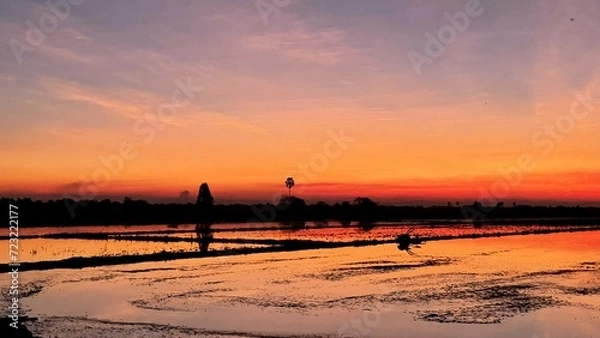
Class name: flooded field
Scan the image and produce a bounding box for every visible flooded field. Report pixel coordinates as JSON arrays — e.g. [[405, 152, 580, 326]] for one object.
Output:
[[0, 238, 269, 263], [5, 231, 600, 337], [1, 222, 598, 264]]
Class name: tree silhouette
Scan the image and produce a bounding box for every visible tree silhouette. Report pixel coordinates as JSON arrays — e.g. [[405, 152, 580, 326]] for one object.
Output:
[[277, 195, 306, 222], [285, 177, 295, 197], [353, 197, 378, 224], [196, 183, 214, 207], [195, 182, 214, 253], [312, 201, 329, 221], [334, 201, 353, 225], [353, 197, 375, 206]]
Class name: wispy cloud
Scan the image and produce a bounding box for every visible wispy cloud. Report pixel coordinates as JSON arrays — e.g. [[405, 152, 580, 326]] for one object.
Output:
[[243, 22, 363, 65], [36, 76, 156, 120], [37, 44, 96, 65], [178, 110, 264, 134]]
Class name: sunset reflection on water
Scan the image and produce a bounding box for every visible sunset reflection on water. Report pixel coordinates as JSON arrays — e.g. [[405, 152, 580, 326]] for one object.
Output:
[[2, 223, 597, 263], [16, 231, 600, 338]]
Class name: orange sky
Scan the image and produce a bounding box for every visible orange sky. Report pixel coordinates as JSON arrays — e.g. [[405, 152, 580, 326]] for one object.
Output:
[[0, 1, 599, 205]]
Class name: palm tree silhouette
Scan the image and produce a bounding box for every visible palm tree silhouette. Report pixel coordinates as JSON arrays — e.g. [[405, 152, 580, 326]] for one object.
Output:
[[285, 177, 295, 197]]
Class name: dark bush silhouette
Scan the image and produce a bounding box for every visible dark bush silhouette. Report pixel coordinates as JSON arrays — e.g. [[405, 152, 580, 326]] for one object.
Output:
[[396, 228, 423, 255]]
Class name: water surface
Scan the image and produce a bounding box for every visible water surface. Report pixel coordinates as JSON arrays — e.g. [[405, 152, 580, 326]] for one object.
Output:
[[9, 231, 600, 337], [2, 222, 596, 263]]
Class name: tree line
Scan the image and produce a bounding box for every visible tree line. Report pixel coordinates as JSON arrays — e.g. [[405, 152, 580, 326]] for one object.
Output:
[[1, 196, 599, 227]]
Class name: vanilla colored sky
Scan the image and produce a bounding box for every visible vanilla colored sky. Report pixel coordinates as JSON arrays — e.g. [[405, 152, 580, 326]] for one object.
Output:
[[0, 0, 599, 205]]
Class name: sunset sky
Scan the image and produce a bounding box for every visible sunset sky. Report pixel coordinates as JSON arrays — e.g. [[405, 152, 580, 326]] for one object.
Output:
[[1, 0, 599, 205]]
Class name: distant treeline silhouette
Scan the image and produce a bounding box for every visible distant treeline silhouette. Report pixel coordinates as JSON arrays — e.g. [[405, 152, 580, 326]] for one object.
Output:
[[2, 197, 599, 227]]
